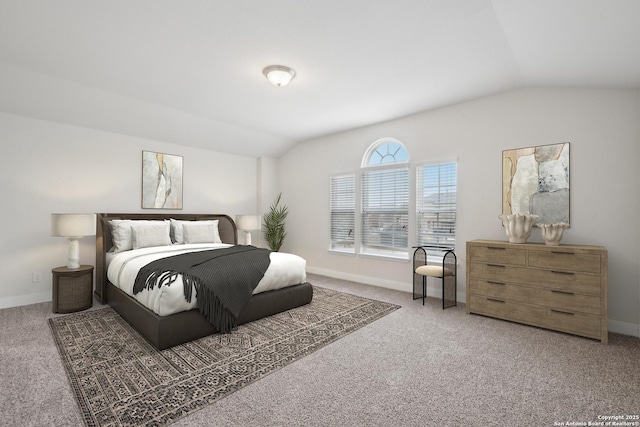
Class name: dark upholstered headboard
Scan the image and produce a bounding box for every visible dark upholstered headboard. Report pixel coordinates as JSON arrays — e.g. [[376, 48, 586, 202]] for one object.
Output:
[[95, 213, 237, 304]]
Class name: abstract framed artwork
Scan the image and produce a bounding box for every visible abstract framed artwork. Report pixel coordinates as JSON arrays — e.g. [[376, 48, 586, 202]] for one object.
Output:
[[502, 142, 570, 225], [141, 150, 183, 209]]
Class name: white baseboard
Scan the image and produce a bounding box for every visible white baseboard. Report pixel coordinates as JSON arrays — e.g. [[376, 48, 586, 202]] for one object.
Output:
[[608, 319, 640, 337], [307, 266, 467, 304], [0, 292, 51, 310], [307, 266, 409, 292], [306, 266, 640, 338]]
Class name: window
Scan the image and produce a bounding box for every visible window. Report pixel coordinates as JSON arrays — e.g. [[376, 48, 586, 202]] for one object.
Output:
[[416, 162, 457, 251], [361, 139, 409, 258], [329, 174, 355, 252], [329, 139, 457, 261], [364, 139, 409, 166]]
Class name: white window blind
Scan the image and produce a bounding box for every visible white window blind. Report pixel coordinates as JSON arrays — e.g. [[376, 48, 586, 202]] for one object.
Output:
[[416, 162, 457, 249], [361, 167, 409, 257], [330, 174, 355, 252]]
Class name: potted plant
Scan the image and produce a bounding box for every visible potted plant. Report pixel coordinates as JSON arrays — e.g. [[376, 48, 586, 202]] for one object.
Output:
[[263, 193, 288, 251]]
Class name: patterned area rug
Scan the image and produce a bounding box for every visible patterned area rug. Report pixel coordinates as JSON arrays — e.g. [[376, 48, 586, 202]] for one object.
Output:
[[48, 286, 399, 427]]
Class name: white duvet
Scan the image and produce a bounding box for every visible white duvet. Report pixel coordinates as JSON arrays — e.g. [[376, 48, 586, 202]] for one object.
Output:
[[107, 243, 307, 316]]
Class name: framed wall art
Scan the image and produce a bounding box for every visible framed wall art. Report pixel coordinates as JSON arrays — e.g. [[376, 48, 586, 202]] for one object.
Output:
[[502, 142, 570, 225], [142, 150, 183, 209]]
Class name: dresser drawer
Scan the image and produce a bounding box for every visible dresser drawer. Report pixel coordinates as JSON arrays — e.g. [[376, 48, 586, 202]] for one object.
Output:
[[467, 244, 526, 265], [528, 249, 601, 274], [468, 262, 601, 295], [468, 279, 601, 315], [468, 295, 602, 340]]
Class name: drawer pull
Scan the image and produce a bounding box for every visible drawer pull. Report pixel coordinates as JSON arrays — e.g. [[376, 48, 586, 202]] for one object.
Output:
[[551, 251, 575, 255], [551, 270, 575, 275], [487, 247, 506, 250], [487, 264, 506, 268], [551, 309, 575, 316], [551, 290, 575, 296], [487, 281, 505, 286], [486, 298, 506, 303]]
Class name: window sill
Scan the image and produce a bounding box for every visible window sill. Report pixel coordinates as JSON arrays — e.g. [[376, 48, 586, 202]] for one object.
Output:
[[358, 251, 409, 263], [329, 249, 356, 256]]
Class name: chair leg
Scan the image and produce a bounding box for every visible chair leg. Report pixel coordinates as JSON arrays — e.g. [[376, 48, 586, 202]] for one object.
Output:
[[422, 276, 426, 305], [442, 275, 458, 309], [413, 274, 420, 301]]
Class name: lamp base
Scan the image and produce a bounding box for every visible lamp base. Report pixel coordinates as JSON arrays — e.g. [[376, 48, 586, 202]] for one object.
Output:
[[67, 238, 80, 269], [243, 231, 252, 246]]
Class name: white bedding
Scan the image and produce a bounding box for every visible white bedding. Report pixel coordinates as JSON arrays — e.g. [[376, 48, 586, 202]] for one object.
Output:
[[107, 243, 307, 316]]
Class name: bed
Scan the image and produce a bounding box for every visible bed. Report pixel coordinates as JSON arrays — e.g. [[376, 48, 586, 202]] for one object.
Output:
[[95, 213, 313, 350]]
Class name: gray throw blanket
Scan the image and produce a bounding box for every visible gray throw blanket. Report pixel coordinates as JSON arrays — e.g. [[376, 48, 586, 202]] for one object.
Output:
[[133, 245, 271, 333]]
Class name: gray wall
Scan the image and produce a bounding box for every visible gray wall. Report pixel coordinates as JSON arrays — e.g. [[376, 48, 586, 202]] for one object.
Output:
[[278, 87, 640, 335], [0, 112, 258, 307]]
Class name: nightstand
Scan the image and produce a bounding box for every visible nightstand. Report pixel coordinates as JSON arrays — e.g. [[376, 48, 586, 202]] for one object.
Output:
[[52, 265, 94, 313]]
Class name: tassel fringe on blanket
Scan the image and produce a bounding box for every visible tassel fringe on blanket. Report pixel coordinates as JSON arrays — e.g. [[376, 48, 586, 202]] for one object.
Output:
[[133, 245, 271, 333]]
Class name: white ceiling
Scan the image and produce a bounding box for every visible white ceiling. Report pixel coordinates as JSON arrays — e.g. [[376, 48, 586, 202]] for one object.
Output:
[[1, 0, 639, 157]]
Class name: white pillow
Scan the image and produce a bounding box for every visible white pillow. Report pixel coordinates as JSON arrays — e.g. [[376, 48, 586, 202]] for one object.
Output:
[[171, 219, 220, 244], [110, 220, 167, 253], [131, 222, 171, 249], [182, 221, 222, 244]]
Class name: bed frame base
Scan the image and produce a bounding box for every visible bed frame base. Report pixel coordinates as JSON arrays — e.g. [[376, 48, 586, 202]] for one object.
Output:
[[107, 281, 313, 350]]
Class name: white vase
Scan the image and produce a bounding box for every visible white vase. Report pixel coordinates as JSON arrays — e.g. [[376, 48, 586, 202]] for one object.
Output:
[[498, 214, 538, 243], [536, 223, 569, 246]]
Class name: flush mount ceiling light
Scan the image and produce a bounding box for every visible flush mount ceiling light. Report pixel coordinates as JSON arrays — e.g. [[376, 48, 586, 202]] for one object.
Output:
[[263, 65, 296, 87]]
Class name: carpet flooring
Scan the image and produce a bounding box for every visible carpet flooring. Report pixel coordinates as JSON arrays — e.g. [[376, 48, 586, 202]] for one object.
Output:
[[1, 273, 639, 427], [47, 286, 399, 427]]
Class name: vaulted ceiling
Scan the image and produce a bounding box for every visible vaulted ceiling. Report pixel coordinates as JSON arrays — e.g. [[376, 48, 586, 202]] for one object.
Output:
[[1, 1, 639, 157]]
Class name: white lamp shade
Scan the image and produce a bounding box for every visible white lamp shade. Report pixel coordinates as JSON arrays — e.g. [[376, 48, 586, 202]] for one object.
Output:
[[235, 215, 261, 231], [51, 214, 96, 238], [263, 65, 296, 87], [236, 215, 261, 246]]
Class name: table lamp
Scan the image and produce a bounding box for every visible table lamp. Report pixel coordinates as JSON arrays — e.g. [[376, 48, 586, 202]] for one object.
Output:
[[51, 213, 96, 269], [235, 215, 261, 246]]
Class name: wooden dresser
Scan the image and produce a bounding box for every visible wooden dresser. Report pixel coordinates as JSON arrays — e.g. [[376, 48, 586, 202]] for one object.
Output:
[[466, 240, 608, 343]]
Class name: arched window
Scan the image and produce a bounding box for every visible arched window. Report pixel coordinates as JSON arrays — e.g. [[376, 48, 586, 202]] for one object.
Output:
[[360, 138, 409, 257], [362, 138, 409, 167]]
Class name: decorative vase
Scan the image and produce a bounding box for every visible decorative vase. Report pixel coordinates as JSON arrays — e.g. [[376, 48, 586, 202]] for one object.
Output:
[[536, 223, 569, 246], [498, 214, 539, 244]]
